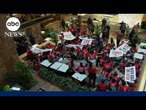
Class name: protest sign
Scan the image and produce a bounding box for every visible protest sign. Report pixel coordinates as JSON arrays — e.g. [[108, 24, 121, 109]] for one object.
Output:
[[125, 66, 136, 83]]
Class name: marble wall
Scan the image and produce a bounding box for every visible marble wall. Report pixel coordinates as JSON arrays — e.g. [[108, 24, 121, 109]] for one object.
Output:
[[0, 14, 18, 82]]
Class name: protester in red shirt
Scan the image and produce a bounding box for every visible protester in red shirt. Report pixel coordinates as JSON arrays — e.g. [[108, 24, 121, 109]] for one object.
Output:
[[83, 47, 89, 59], [131, 47, 137, 53], [47, 43, 56, 49], [47, 52, 55, 62], [119, 59, 125, 71], [97, 80, 107, 91], [119, 81, 129, 91], [92, 50, 97, 59], [99, 57, 105, 66], [77, 63, 85, 74], [76, 47, 81, 55], [103, 70, 111, 78], [135, 61, 141, 77], [33, 59, 40, 73], [113, 73, 119, 81], [88, 63, 97, 87], [27, 49, 33, 61], [109, 79, 117, 90], [103, 59, 113, 71]]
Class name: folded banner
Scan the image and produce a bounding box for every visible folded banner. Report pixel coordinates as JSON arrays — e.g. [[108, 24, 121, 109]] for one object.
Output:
[[109, 49, 124, 58], [125, 66, 136, 83], [65, 44, 83, 49], [31, 46, 52, 54]]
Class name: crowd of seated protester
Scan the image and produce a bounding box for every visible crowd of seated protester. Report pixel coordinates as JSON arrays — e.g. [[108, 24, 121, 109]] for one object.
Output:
[[25, 16, 143, 91]]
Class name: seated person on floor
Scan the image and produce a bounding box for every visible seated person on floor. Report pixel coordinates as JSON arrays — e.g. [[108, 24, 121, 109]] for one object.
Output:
[[88, 63, 97, 87], [76, 62, 85, 74], [135, 61, 141, 77], [97, 80, 107, 91], [118, 80, 129, 91]]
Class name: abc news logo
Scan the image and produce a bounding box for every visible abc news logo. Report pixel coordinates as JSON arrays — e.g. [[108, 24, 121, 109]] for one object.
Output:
[[7, 21, 19, 26], [6, 17, 20, 32], [5, 17, 25, 37]]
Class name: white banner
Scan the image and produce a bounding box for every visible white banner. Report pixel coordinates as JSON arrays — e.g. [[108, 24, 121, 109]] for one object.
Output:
[[134, 53, 143, 60], [138, 42, 146, 54], [31, 46, 52, 54], [116, 43, 131, 54], [125, 66, 136, 83], [65, 44, 83, 49], [81, 39, 93, 45], [109, 49, 124, 58], [63, 31, 76, 41]]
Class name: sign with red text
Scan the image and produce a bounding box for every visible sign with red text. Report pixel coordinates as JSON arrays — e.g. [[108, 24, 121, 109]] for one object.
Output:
[[125, 66, 136, 83], [109, 49, 123, 57]]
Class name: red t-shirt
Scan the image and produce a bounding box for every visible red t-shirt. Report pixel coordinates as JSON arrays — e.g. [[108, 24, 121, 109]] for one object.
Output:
[[77, 66, 85, 73], [109, 80, 117, 87], [83, 49, 89, 58], [76, 48, 81, 54], [120, 85, 129, 91], [27, 50, 33, 56], [103, 71, 111, 78], [48, 43, 55, 49], [132, 47, 137, 53], [99, 58, 104, 65], [135, 63, 140, 71], [98, 82, 106, 91], [103, 63, 111, 70], [120, 62, 125, 69], [113, 76, 119, 81], [33, 63, 40, 71], [88, 66, 97, 74]]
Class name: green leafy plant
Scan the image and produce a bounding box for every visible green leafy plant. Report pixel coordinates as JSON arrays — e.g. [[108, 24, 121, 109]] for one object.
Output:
[[50, 33, 59, 45], [3, 84, 11, 91], [95, 24, 102, 37], [4, 61, 37, 90], [44, 28, 58, 38], [39, 67, 92, 91]]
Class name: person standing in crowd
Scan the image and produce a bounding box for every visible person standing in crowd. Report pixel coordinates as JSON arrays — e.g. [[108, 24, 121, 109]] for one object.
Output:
[[120, 21, 126, 35], [76, 15, 81, 35], [129, 27, 139, 48], [28, 33, 36, 45], [87, 16, 94, 35], [61, 18, 66, 31], [87, 16, 94, 26], [102, 18, 107, 31], [116, 32, 123, 47], [110, 37, 115, 47], [88, 63, 97, 87], [102, 24, 110, 42]]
